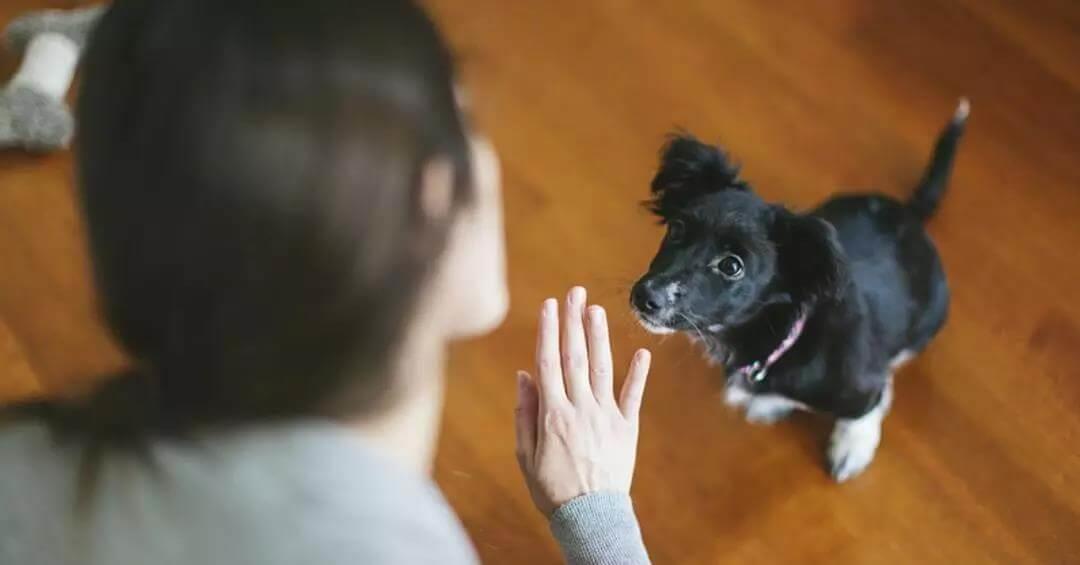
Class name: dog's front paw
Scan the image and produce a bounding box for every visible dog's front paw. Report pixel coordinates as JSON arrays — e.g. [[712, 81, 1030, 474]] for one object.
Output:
[[744, 397, 795, 425], [723, 384, 752, 408], [828, 419, 881, 482]]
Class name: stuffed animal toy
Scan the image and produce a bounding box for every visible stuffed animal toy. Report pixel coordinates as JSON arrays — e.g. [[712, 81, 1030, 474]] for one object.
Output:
[[0, 5, 104, 152]]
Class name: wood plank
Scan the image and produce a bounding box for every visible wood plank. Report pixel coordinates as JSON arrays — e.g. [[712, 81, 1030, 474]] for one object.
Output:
[[0, 1, 1077, 563], [0, 317, 42, 402]]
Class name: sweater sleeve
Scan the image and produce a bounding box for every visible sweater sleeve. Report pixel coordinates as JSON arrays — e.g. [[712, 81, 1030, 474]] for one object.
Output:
[[548, 492, 650, 565]]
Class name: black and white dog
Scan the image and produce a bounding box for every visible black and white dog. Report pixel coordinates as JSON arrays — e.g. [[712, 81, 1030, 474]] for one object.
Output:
[[630, 101, 968, 481]]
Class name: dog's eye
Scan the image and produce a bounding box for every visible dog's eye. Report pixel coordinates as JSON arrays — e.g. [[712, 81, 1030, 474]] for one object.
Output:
[[712, 255, 744, 280], [667, 220, 686, 244]]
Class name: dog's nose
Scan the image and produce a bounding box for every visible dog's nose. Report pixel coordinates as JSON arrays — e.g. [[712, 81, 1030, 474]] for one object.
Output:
[[632, 282, 664, 314]]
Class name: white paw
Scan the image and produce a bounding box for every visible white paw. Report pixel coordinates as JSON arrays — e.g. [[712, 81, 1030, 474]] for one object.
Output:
[[723, 384, 752, 408], [744, 398, 795, 425], [888, 349, 916, 371], [828, 420, 881, 482]]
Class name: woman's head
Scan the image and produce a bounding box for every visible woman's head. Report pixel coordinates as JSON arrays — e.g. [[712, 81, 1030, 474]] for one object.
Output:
[[71, 0, 506, 433]]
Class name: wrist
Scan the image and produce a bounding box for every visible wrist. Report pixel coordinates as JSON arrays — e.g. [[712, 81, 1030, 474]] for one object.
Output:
[[549, 491, 649, 564]]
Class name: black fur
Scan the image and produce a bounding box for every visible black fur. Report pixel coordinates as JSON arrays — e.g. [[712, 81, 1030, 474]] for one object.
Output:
[[632, 104, 966, 420]]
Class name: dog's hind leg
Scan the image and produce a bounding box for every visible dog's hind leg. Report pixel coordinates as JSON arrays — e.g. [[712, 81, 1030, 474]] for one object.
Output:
[[828, 379, 893, 482]]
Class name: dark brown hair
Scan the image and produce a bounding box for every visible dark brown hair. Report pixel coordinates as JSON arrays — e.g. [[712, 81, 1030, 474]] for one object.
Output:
[[21, 0, 472, 445]]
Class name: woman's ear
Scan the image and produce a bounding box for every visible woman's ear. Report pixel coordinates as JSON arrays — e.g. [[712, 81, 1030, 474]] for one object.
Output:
[[773, 210, 848, 302], [419, 156, 454, 222]]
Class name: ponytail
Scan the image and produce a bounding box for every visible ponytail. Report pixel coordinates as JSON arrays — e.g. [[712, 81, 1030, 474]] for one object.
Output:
[[9, 368, 176, 447]]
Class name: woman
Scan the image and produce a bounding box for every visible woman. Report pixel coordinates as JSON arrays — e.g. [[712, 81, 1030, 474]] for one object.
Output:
[[0, 1, 652, 564]]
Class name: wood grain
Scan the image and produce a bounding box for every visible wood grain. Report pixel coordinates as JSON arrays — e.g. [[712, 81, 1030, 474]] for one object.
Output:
[[2, 1, 1078, 563]]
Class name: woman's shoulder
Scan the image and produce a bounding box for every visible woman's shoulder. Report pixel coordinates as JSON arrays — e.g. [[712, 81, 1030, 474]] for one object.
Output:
[[0, 419, 479, 565]]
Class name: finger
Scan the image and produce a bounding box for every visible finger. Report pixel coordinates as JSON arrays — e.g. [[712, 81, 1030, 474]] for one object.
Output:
[[619, 349, 652, 421], [561, 286, 593, 403], [514, 371, 539, 469], [586, 305, 615, 404], [536, 298, 568, 405]]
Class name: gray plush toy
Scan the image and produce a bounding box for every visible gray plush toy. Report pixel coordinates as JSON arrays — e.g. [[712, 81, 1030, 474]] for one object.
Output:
[[0, 5, 105, 153]]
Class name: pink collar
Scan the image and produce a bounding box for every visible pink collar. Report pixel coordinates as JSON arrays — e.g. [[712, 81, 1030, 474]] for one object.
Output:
[[734, 309, 808, 384]]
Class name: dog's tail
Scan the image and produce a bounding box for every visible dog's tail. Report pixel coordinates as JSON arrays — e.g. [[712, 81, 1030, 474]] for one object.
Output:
[[908, 98, 969, 222]]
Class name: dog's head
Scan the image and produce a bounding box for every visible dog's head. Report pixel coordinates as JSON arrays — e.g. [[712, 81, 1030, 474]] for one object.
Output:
[[630, 134, 845, 335]]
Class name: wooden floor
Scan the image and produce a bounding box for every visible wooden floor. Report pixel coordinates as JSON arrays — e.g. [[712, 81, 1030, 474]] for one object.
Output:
[[2, 1, 1079, 563]]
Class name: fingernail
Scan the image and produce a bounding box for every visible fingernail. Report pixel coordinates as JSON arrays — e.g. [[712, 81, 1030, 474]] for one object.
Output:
[[543, 298, 556, 316], [589, 305, 605, 322], [518, 371, 535, 395], [569, 286, 585, 305]]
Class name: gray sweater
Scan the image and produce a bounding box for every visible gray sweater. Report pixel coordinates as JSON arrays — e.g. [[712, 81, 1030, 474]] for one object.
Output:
[[0, 420, 649, 565]]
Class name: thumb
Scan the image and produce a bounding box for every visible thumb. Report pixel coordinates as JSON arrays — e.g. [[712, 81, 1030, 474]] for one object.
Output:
[[514, 371, 539, 469]]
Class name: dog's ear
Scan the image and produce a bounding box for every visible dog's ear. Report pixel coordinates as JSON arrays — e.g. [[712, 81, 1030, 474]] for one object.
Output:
[[647, 133, 747, 218], [771, 208, 848, 302]]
